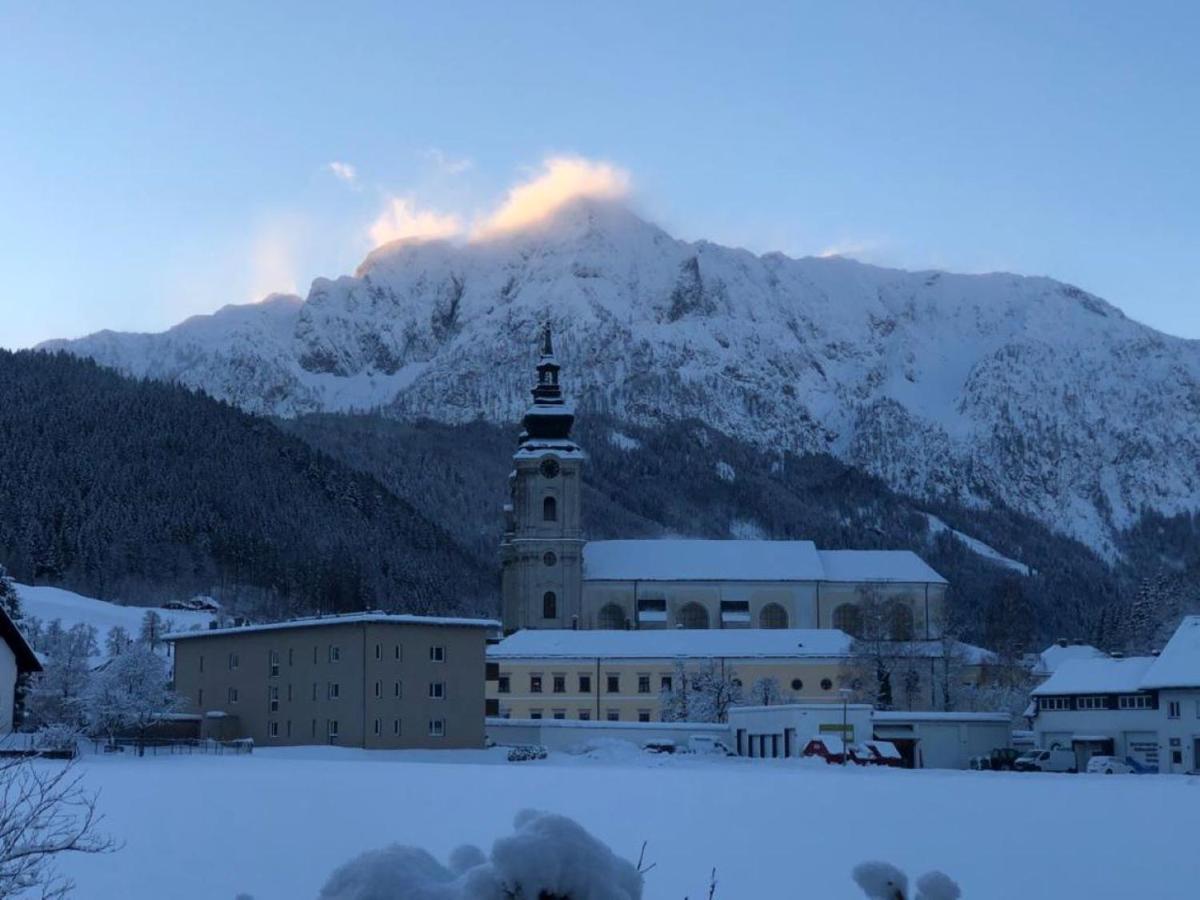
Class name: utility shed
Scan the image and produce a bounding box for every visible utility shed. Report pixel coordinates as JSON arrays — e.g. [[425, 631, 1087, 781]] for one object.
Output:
[[872, 711, 1013, 769]]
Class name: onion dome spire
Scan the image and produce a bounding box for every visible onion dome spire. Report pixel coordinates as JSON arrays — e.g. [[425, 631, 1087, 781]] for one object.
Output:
[[522, 323, 575, 441]]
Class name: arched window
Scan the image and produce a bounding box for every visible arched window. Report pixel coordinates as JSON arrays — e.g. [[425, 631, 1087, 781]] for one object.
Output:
[[832, 603, 862, 638], [887, 600, 914, 640], [542, 592, 557, 620], [597, 603, 625, 630], [677, 602, 710, 630], [759, 603, 788, 629], [543, 496, 557, 522]]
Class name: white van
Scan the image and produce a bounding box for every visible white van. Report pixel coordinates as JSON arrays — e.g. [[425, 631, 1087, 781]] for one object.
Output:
[[688, 735, 735, 756], [1014, 748, 1076, 773]]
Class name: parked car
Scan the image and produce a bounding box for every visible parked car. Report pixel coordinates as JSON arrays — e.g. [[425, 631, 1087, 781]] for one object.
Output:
[[802, 736, 848, 765], [1086, 755, 1134, 775], [1014, 748, 1077, 773], [687, 735, 735, 756], [642, 739, 676, 754], [861, 740, 904, 767]]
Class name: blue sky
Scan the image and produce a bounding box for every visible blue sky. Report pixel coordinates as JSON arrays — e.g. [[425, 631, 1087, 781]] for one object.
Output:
[[1, 1, 1197, 348]]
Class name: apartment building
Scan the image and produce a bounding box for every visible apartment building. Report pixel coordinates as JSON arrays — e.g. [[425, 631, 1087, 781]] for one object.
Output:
[[167, 613, 499, 749], [487, 628, 996, 722]]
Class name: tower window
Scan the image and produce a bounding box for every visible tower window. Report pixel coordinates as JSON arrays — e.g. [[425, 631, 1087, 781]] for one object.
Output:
[[543, 496, 558, 521], [543, 551, 557, 567], [542, 591, 557, 619]]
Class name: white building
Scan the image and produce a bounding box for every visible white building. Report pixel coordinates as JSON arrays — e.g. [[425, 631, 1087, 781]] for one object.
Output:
[[1031, 616, 1200, 773], [0, 607, 41, 734]]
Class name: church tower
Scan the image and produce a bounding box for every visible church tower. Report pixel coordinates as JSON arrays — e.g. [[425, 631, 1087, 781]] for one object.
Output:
[[500, 325, 585, 634]]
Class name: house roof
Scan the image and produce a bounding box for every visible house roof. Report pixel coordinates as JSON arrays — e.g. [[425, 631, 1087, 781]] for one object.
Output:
[[164, 612, 501, 642], [1032, 642, 1108, 676], [488, 628, 994, 664], [1031, 657, 1156, 696], [581, 540, 946, 584], [1140, 616, 1200, 689], [0, 607, 41, 674]]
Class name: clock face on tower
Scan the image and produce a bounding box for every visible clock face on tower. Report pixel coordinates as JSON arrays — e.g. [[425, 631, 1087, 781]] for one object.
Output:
[[539, 457, 560, 479]]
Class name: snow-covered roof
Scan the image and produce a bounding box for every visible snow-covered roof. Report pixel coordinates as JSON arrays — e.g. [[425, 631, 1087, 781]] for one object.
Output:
[[817, 550, 947, 585], [1032, 642, 1107, 676], [1031, 656, 1156, 696], [490, 628, 853, 660], [1140, 616, 1200, 689], [580, 540, 945, 584], [489, 629, 993, 663], [165, 612, 501, 642], [872, 711, 1011, 723]]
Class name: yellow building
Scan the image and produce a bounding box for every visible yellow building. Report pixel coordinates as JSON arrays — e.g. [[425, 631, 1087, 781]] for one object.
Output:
[[487, 628, 995, 721]]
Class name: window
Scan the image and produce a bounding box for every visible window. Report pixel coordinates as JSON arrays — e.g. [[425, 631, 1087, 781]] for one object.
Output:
[[269, 650, 280, 677], [552, 675, 566, 694], [1172, 750, 1183, 765], [1077, 696, 1108, 710], [327, 682, 340, 700], [661, 676, 672, 692], [197, 688, 204, 707], [1039, 697, 1071, 711], [313, 646, 318, 664], [429, 720, 445, 737], [269, 686, 279, 712], [759, 603, 789, 629], [552, 710, 566, 720], [328, 720, 339, 742], [1119, 694, 1152, 710], [597, 603, 625, 630], [832, 604, 862, 637], [375, 643, 382, 660], [606, 709, 620, 722], [677, 602, 710, 630], [430, 646, 446, 662], [288, 648, 294, 666], [530, 710, 543, 720], [578, 675, 591, 693], [311, 720, 316, 738], [606, 674, 620, 693], [374, 680, 382, 699], [287, 684, 293, 702], [395, 644, 402, 661], [429, 682, 446, 700], [719, 600, 750, 627], [269, 721, 279, 737], [498, 675, 511, 694], [328, 645, 340, 663], [286, 720, 292, 738], [1168, 701, 1181, 719], [530, 675, 543, 693], [637, 675, 651, 694], [638, 710, 651, 723], [228, 652, 239, 671], [637, 597, 667, 627], [393, 719, 401, 736], [312, 683, 318, 701], [543, 551, 557, 567], [373, 718, 381, 736], [543, 592, 557, 619], [790, 678, 803, 691], [820, 678, 833, 691], [543, 496, 557, 521], [199, 655, 204, 673], [227, 687, 239, 703], [579, 710, 591, 721]]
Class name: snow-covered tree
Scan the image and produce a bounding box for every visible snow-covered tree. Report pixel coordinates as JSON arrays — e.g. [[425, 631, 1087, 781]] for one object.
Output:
[[688, 662, 743, 724], [0, 564, 21, 625], [85, 645, 182, 752], [138, 610, 165, 649], [842, 589, 918, 709], [746, 676, 783, 707], [25, 622, 98, 730], [658, 661, 692, 722], [104, 625, 133, 658]]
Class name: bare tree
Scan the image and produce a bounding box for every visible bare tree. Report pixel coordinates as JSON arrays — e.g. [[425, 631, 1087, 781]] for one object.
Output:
[[0, 757, 113, 898], [842, 588, 915, 709]]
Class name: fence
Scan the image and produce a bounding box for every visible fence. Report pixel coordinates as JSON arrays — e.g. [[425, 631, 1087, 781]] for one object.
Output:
[[90, 737, 254, 757]]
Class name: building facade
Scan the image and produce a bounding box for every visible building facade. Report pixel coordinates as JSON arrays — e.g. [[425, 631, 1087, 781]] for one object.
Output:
[[0, 607, 40, 734], [487, 628, 995, 722], [499, 329, 949, 636], [1031, 616, 1200, 774], [168, 613, 497, 750]]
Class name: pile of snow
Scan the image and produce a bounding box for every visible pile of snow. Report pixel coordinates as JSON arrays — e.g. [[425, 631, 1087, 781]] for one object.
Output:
[[319, 809, 643, 900], [15, 583, 214, 641]]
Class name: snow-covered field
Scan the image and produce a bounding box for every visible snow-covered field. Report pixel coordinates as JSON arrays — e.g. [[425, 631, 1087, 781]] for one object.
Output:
[[14, 583, 213, 637], [56, 747, 1198, 898]]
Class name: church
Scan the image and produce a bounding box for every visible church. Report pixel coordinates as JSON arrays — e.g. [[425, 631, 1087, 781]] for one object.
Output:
[[499, 328, 949, 639]]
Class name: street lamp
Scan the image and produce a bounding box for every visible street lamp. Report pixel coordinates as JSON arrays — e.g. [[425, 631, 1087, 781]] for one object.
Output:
[[838, 688, 854, 766]]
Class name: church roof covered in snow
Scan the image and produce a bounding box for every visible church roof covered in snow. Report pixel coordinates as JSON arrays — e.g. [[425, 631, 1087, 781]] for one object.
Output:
[[581, 540, 945, 584], [1031, 656, 1156, 696], [1140, 616, 1200, 689]]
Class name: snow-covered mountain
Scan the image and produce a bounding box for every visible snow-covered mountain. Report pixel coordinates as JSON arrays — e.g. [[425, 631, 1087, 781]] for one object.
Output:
[[42, 199, 1200, 556]]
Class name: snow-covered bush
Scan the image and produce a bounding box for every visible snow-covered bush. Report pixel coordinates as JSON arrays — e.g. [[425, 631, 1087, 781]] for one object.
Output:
[[33, 723, 81, 755], [506, 745, 548, 763], [319, 809, 643, 900], [852, 861, 961, 900]]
